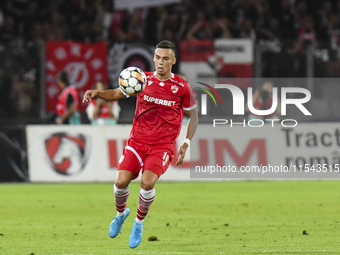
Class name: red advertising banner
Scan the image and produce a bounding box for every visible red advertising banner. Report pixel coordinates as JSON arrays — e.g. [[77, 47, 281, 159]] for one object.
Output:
[[180, 40, 215, 62], [45, 41, 108, 112]]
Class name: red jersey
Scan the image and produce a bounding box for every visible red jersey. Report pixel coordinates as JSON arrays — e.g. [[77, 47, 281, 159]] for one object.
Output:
[[126, 72, 196, 145], [56, 85, 79, 116]]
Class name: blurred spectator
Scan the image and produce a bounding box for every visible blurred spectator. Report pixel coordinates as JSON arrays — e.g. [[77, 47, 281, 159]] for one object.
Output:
[[49, 3, 68, 41], [294, 1, 307, 32], [239, 18, 256, 40], [177, 12, 190, 41], [316, 1, 332, 46], [156, 6, 178, 42], [186, 11, 213, 39], [296, 16, 316, 53], [126, 9, 145, 41], [212, 18, 232, 39], [252, 0, 271, 31], [11, 75, 34, 117], [258, 18, 280, 41], [326, 14, 340, 76], [55, 71, 81, 125], [109, 9, 128, 41], [278, 0, 294, 41], [86, 80, 120, 125], [328, 15, 339, 56], [0, 16, 15, 42], [231, 0, 247, 29], [246, 82, 280, 121]]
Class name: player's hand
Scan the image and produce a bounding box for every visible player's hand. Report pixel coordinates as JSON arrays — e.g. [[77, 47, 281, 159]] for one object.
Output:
[[83, 90, 98, 103], [176, 143, 188, 167]]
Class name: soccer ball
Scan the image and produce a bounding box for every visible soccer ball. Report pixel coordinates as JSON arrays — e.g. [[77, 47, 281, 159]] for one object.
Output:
[[119, 67, 147, 95]]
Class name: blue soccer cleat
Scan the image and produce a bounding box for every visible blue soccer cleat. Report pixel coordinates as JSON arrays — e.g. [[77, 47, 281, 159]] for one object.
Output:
[[109, 207, 130, 238], [129, 219, 144, 249]]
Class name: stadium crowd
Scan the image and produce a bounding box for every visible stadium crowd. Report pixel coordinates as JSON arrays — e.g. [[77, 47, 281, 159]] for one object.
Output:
[[0, 0, 340, 120], [1, 0, 340, 50]]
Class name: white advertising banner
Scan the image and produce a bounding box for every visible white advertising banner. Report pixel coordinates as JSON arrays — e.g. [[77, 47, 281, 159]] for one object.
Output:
[[190, 123, 340, 179], [114, 0, 181, 10], [26, 125, 190, 182], [26, 123, 340, 182], [214, 39, 253, 64]]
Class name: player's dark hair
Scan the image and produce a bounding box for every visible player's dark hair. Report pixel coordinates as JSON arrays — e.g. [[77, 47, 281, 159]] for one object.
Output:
[[58, 71, 69, 85], [156, 40, 176, 53]]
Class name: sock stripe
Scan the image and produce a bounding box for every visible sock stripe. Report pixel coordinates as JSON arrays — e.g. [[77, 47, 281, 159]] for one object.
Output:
[[138, 205, 149, 212], [114, 186, 129, 213], [116, 194, 129, 201], [137, 212, 148, 218], [136, 190, 155, 221], [139, 195, 155, 203], [139, 194, 154, 199], [115, 191, 130, 197]]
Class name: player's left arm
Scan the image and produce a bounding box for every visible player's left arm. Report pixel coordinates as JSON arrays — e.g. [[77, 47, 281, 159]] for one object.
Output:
[[83, 88, 125, 103], [176, 107, 199, 166]]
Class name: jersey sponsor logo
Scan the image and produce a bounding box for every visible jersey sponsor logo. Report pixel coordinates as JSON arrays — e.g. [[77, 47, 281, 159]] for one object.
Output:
[[44, 133, 91, 176], [143, 95, 176, 106], [171, 85, 178, 93]]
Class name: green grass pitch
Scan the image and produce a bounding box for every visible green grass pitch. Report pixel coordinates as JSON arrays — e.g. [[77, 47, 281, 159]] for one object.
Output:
[[0, 181, 339, 254]]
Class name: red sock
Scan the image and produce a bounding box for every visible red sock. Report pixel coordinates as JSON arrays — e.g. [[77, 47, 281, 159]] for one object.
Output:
[[114, 184, 129, 214], [137, 188, 155, 221]]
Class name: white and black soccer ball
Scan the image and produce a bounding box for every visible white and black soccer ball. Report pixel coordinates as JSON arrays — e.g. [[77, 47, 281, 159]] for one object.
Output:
[[119, 67, 147, 95]]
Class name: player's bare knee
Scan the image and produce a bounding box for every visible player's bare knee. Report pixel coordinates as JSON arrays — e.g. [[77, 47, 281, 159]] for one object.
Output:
[[115, 179, 129, 189], [115, 170, 133, 188], [140, 180, 154, 190]]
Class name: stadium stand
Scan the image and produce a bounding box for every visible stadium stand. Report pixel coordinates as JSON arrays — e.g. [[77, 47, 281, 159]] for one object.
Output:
[[0, 0, 340, 122]]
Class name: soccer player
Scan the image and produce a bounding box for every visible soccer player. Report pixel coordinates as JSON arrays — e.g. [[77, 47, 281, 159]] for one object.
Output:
[[55, 71, 81, 125], [82, 40, 198, 248]]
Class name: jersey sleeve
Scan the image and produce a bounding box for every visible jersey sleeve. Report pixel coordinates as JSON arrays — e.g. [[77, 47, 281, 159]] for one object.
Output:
[[182, 81, 197, 111]]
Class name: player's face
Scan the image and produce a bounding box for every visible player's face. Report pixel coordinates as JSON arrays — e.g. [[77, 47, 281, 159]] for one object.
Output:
[[154, 48, 176, 77]]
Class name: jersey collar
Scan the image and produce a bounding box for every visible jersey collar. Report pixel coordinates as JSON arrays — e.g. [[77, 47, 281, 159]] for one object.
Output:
[[152, 72, 174, 81]]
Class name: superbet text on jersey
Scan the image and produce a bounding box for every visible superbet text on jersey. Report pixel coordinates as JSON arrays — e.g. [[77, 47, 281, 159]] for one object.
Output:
[[126, 72, 197, 145]]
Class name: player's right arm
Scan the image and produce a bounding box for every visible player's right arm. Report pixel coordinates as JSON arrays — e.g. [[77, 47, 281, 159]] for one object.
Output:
[[83, 88, 125, 103]]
